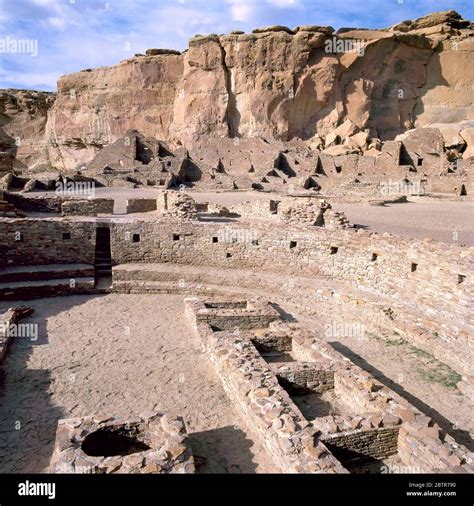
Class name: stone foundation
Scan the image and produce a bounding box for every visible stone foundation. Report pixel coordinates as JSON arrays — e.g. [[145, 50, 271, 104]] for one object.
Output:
[[61, 199, 114, 216], [185, 298, 347, 473], [0, 306, 33, 362], [126, 198, 158, 214], [189, 298, 280, 331], [49, 412, 195, 474], [323, 428, 399, 472], [185, 297, 473, 474], [1, 213, 470, 379]]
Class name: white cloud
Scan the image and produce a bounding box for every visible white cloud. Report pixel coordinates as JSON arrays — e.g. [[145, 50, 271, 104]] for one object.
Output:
[[266, 0, 301, 7], [227, 0, 257, 22], [46, 16, 66, 29]]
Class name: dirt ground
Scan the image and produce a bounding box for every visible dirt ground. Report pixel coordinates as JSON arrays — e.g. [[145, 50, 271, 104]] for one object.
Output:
[[327, 200, 474, 246], [0, 294, 278, 474]]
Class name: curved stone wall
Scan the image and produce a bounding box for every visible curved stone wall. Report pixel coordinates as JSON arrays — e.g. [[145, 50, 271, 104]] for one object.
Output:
[[0, 216, 471, 380]]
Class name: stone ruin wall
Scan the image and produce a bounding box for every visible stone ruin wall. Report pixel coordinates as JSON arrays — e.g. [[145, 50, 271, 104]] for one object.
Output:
[[184, 298, 348, 474], [0, 308, 19, 362], [184, 298, 473, 474], [2, 217, 470, 329], [106, 221, 472, 339], [126, 198, 158, 214], [323, 428, 400, 465], [291, 330, 472, 472], [3, 193, 66, 213], [0, 218, 97, 267], [49, 413, 195, 474], [61, 199, 114, 216], [2, 192, 115, 216], [0, 216, 471, 379]]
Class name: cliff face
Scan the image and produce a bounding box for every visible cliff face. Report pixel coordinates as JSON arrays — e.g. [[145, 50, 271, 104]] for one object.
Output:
[[0, 90, 55, 171], [2, 10, 473, 171], [46, 54, 184, 171]]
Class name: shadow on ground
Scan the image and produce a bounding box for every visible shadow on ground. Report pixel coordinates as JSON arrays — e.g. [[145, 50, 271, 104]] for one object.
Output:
[[189, 425, 260, 473], [330, 341, 473, 451]]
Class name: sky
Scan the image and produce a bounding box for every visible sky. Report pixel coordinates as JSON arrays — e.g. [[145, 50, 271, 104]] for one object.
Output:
[[0, 0, 473, 91]]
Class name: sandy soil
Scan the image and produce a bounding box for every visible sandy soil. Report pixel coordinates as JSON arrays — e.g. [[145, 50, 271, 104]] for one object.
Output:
[[0, 294, 278, 474], [336, 201, 474, 246]]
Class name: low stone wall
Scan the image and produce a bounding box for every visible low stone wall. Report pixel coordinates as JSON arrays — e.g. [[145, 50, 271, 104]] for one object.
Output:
[[0, 277, 96, 301], [4, 192, 64, 213], [425, 176, 471, 196], [190, 299, 280, 331], [291, 331, 473, 472], [0, 309, 17, 362], [0, 307, 33, 362], [0, 192, 23, 217], [108, 220, 471, 327], [185, 298, 348, 473], [230, 199, 280, 219], [126, 198, 157, 214], [107, 219, 472, 377], [0, 218, 97, 266], [1, 215, 471, 379], [251, 332, 293, 353], [49, 412, 195, 474], [398, 424, 468, 473], [273, 362, 335, 393], [61, 199, 114, 216], [110, 261, 471, 382], [323, 427, 399, 463], [186, 297, 473, 473]]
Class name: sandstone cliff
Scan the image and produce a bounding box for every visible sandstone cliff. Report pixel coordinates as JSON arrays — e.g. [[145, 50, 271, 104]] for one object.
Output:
[[1, 10, 473, 172], [0, 89, 55, 171]]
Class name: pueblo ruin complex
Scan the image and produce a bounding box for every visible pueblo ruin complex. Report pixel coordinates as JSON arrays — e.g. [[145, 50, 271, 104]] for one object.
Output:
[[0, 10, 472, 475]]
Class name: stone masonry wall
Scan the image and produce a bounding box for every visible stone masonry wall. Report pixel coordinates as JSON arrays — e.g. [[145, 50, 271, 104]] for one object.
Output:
[[185, 298, 348, 474], [109, 221, 471, 325], [126, 198, 158, 214], [186, 298, 473, 473], [291, 331, 473, 472], [191, 299, 280, 331], [0, 308, 17, 362], [0, 218, 96, 266], [276, 366, 335, 394], [61, 199, 114, 216], [323, 428, 399, 463], [4, 193, 64, 213]]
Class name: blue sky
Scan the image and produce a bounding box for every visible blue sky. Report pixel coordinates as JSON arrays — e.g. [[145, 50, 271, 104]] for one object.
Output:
[[0, 0, 472, 91]]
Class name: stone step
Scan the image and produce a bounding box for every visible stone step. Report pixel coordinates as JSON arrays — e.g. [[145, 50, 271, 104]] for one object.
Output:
[[112, 279, 236, 298], [95, 270, 112, 276], [0, 264, 95, 283], [0, 277, 96, 300]]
